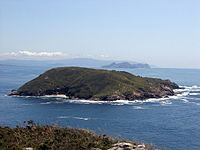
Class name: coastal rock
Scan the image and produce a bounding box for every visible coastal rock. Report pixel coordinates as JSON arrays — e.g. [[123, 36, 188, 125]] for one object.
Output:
[[9, 67, 179, 101], [108, 142, 146, 150]]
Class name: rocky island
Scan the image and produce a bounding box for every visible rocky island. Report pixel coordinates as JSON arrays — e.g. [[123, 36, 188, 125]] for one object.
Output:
[[9, 67, 179, 100], [102, 62, 151, 69]]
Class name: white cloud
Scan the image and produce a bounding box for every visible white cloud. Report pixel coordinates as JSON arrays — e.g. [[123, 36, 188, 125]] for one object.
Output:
[[0, 50, 112, 61], [100, 54, 109, 58], [3, 50, 65, 57], [19, 51, 63, 56], [8, 52, 18, 56], [0, 50, 69, 60]]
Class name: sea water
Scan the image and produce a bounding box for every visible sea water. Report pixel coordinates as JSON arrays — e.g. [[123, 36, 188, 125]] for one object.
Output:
[[0, 65, 200, 150]]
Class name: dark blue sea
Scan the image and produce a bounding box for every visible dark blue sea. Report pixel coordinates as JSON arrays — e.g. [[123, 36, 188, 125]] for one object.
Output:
[[1, 65, 200, 150]]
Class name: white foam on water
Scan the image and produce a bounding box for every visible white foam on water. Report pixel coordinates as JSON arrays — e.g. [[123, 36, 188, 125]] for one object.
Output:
[[21, 104, 33, 106], [179, 85, 200, 89], [133, 106, 145, 109], [58, 116, 90, 120], [42, 94, 69, 98], [179, 92, 190, 97], [180, 98, 189, 103], [173, 85, 200, 98], [40, 102, 53, 105], [63, 99, 106, 104], [57, 116, 70, 119], [159, 101, 172, 106], [63, 99, 141, 105], [53, 101, 65, 104], [40, 101, 65, 104], [113, 100, 137, 105], [143, 97, 169, 102], [189, 93, 200, 96], [10, 85, 200, 106], [110, 103, 124, 106], [62, 99, 172, 105], [73, 117, 90, 120], [178, 97, 200, 106], [176, 85, 200, 92]]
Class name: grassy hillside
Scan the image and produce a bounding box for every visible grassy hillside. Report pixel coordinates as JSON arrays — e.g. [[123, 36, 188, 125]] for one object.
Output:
[[11, 67, 179, 100], [0, 124, 115, 150], [0, 122, 158, 150]]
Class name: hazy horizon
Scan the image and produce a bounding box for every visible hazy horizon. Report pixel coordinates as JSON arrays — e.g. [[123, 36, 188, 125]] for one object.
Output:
[[0, 0, 199, 68]]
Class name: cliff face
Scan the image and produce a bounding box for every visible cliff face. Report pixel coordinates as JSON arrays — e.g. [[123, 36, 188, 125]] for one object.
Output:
[[9, 67, 179, 101]]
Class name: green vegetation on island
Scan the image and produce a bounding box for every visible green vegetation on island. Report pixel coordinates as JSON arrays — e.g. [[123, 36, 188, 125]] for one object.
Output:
[[9, 67, 179, 100]]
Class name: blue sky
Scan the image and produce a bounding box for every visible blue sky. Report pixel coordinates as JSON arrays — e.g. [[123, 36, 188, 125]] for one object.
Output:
[[0, 0, 200, 68]]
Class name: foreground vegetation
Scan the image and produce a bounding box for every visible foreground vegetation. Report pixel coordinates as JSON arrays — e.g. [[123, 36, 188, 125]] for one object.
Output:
[[0, 122, 115, 150], [0, 121, 158, 150], [10, 67, 179, 100]]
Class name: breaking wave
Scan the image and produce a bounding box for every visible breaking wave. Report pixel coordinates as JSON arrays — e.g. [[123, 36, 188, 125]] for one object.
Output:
[[58, 116, 90, 121], [159, 101, 172, 106], [133, 106, 146, 109], [40, 101, 65, 105], [21, 103, 33, 106], [174, 85, 200, 92]]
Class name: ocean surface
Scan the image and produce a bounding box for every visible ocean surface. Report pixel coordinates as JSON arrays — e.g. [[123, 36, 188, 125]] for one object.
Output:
[[0, 65, 200, 150]]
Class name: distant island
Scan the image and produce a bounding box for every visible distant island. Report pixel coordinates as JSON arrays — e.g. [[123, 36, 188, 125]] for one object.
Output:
[[0, 58, 153, 69], [102, 62, 151, 69], [9, 67, 179, 101]]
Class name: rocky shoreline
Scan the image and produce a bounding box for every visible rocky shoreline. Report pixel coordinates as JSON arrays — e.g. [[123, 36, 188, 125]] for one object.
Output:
[[9, 84, 180, 101]]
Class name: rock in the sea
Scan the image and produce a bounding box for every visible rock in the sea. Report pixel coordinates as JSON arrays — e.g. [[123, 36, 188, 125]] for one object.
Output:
[[9, 67, 179, 101]]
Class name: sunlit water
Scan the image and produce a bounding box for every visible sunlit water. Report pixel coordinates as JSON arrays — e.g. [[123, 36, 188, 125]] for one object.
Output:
[[0, 66, 200, 150]]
